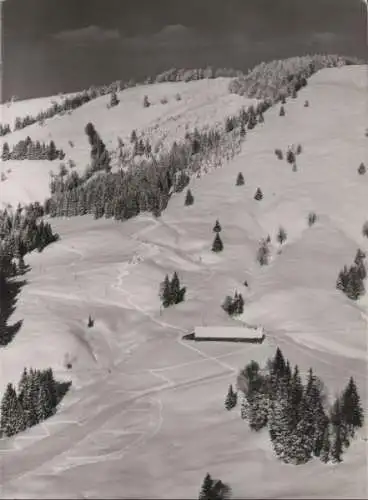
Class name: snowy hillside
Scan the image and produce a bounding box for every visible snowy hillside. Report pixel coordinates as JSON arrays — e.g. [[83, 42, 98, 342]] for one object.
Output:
[[0, 64, 367, 499], [0, 78, 256, 208]]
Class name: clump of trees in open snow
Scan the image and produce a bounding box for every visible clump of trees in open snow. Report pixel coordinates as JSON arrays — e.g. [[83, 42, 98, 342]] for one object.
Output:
[[227, 347, 364, 465]]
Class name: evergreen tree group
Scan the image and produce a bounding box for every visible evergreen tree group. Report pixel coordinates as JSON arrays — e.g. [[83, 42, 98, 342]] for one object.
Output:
[[44, 124, 224, 221], [2, 137, 65, 162], [336, 249, 366, 300], [0, 367, 71, 438], [0, 204, 59, 257], [199, 473, 232, 500], [221, 291, 244, 316], [0, 123, 11, 137], [234, 348, 364, 465], [0, 203, 59, 347], [159, 272, 186, 308]]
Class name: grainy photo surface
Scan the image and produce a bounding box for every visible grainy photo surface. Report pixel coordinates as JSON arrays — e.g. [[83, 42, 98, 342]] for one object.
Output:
[[0, 0, 367, 498]]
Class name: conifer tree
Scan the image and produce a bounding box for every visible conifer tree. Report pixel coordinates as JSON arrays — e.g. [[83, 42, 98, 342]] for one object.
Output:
[[213, 220, 222, 233], [320, 423, 331, 463], [240, 394, 249, 420], [276, 226, 287, 245], [330, 397, 348, 462], [160, 274, 172, 308], [225, 384, 237, 411], [286, 149, 296, 164], [336, 265, 349, 293], [0, 383, 26, 437], [130, 129, 138, 143], [248, 392, 269, 431], [36, 384, 50, 422], [331, 421, 344, 463], [212, 233, 223, 253], [362, 221, 368, 238], [170, 272, 183, 305], [279, 106, 285, 116], [110, 91, 120, 107], [341, 377, 364, 436], [236, 172, 244, 186], [358, 162, 366, 175], [185, 189, 194, 206], [2, 142, 10, 161], [254, 188, 263, 201], [289, 364, 303, 430], [234, 293, 244, 315], [199, 473, 231, 500], [240, 122, 246, 138], [221, 295, 234, 315], [199, 473, 214, 500], [256, 239, 269, 266], [268, 391, 291, 460], [345, 266, 365, 300]]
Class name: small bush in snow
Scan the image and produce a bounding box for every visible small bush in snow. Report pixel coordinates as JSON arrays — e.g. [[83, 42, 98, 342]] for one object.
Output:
[[160, 96, 168, 105], [308, 212, 317, 227], [296, 144, 302, 155], [275, 149, 283, 160], [304, 100, 309, 107], [175, 93, 182, 101], [143, 95, 151, 108], [279, 106, 286, 116]]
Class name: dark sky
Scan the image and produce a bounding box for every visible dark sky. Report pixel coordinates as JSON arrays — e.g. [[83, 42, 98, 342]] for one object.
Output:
[[2, 0, 367, 101]]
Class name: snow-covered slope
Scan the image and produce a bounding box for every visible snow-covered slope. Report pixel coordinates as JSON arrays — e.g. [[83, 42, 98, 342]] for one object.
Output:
[[0, 78, 256, 208], [0, 65, 367, 499]]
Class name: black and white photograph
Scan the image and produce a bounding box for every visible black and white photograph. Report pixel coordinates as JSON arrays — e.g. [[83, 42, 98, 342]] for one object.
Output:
[[0, 0, 367, 498]]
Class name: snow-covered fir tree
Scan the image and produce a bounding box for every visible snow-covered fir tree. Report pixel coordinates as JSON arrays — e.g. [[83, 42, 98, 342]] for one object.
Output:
[[225, 385, 237, 411]]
